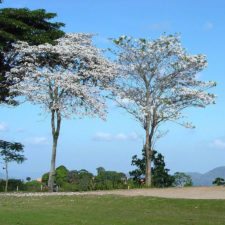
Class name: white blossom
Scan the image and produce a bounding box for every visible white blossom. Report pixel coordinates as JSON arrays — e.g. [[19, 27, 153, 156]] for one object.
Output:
[[5, 33, 118, 191], [111, 34, 216, 186], [112, 34, 216, 130], [6, 33, 118, 119]]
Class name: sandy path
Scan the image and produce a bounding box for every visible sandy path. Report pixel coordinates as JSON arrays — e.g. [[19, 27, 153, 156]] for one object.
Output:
[[1, 187, 225, 199]]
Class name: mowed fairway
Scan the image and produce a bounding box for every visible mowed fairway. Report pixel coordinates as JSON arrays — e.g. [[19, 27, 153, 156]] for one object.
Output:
[[0, 195, 225, 225]]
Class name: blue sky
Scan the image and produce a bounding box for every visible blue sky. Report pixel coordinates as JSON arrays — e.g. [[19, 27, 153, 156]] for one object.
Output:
[[0, 0, 225, 179]]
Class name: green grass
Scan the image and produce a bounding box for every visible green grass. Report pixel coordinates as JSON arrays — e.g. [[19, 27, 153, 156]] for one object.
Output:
[[0, 195, 225, 225]]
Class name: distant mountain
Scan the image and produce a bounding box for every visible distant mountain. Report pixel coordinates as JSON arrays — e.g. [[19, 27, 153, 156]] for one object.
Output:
[[187, 166, 225, 186]]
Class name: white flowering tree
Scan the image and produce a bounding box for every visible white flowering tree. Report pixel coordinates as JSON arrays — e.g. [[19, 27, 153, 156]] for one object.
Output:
[[6, 33, 117, 191], [112, 35, 216, 187]]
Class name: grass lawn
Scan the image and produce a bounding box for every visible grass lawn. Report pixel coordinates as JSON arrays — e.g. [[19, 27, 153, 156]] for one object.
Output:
[[0, 195, 225, 225]]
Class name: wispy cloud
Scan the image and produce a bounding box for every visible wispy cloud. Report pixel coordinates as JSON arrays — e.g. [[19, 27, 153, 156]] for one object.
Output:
[[210, 138, 225, 149], [0, 122, 8, 132], [93, 132, 141, 142], [203, 21, 214, 31]]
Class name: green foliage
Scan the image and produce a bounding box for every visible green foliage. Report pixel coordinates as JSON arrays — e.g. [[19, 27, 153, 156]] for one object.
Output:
[[61, 183, 79, 192], [0, 8, 65, 105], [55, 165, 69, 186], [26, 177, 31, 182], [0, 140, 25, 163], [77, 170, 93, 191], [41, 172, 49, 185], [129, 147, 174, 187], [173, 172, 193, 187], [0, 8, 65, 49], [212, 177, 225, 186], [151, 151, 175, 188], [95, 167, 127, 190], [41, 166, 126, 191], [42, 165, 69, 186], [66, 169, 94, 191], [24, 180, 43, 192], [0, 179, 24, 192]]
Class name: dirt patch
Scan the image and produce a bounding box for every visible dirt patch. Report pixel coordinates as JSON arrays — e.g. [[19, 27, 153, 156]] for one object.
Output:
[[1, 186, 225, 199]]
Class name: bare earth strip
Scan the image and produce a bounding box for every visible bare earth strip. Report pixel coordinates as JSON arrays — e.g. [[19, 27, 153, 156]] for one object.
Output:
[[1, 187, 225, 199]]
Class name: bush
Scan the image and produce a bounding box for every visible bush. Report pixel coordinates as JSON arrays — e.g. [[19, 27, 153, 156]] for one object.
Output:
[[173, 172, 193, 187], [94, 167, 127, 190], [212, 177, 225, 186], [60, 183, 79, 192], [24, 180, 44, 192], [42, 165, 69, 186], [41, 165, 128, 192], [0, 179, 25, 192]]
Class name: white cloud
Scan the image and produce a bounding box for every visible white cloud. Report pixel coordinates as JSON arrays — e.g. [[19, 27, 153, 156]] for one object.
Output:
[[203, 22, 213, 31], [93, 132, 141, 142], [210, 138, 225, 149], [0, 122, 8, 132], [25, 136, 49, 145], [93, 132, 112, 141]]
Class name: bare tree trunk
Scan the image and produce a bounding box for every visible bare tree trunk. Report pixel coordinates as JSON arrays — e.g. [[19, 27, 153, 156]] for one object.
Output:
[[5, 161, 8, 192], [145, 115, 151, 187], [48, 109, 61, 192]]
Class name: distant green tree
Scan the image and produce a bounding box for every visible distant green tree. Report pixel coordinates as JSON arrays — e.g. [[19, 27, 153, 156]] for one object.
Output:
[[55, 165, 69, 186], [95, 167, 127, 190], [212, 177, 225, 186], [151, 152, 175, 188], [26, 177, 31, 182], [41, 172, 49, 185], [68, 170, 80, 184], [77, 169, 94, 191], [25, 180, 42, 192], [129, 147, 174, 187], [0, 179, 25, 192], [173, 172, 193, 187], [41, 165, 69, 187], [0, 140, 26, 192], [0, 8, 64, 105]]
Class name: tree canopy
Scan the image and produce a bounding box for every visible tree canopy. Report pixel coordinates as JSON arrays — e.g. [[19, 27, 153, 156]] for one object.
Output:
[[0, 140, 25, 163], [0, 140, 26, 192], [111, 34, 216, 186], [6, 33, 117, 191], [129, 147, 174, 187], [0, 8, 65, 105], [0, 8, 64, 49]]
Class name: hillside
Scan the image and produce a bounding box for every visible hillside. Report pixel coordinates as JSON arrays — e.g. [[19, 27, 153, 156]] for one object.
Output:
[[187, 166, 225, 186]]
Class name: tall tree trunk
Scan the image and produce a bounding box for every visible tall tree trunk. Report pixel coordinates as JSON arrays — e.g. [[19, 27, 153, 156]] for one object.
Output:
[[5, 161, 8, 192], [145, 115, 151, 187], [48, 109, 61, 192]]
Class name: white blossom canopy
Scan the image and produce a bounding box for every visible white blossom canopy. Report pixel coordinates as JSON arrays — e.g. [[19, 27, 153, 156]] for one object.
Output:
[[112, 35, 216, 131], [6, 33, 118, 119]]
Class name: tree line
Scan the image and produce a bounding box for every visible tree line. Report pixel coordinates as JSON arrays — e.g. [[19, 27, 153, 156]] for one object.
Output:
[[0, 163, 193, 192], [0, 6, 216, 191]]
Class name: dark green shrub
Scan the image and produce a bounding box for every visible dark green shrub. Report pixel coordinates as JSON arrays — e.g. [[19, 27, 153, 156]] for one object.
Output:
[[0, 179, 25, 192], [24, 181, 44, 192], [212, 177, 225, 186]]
